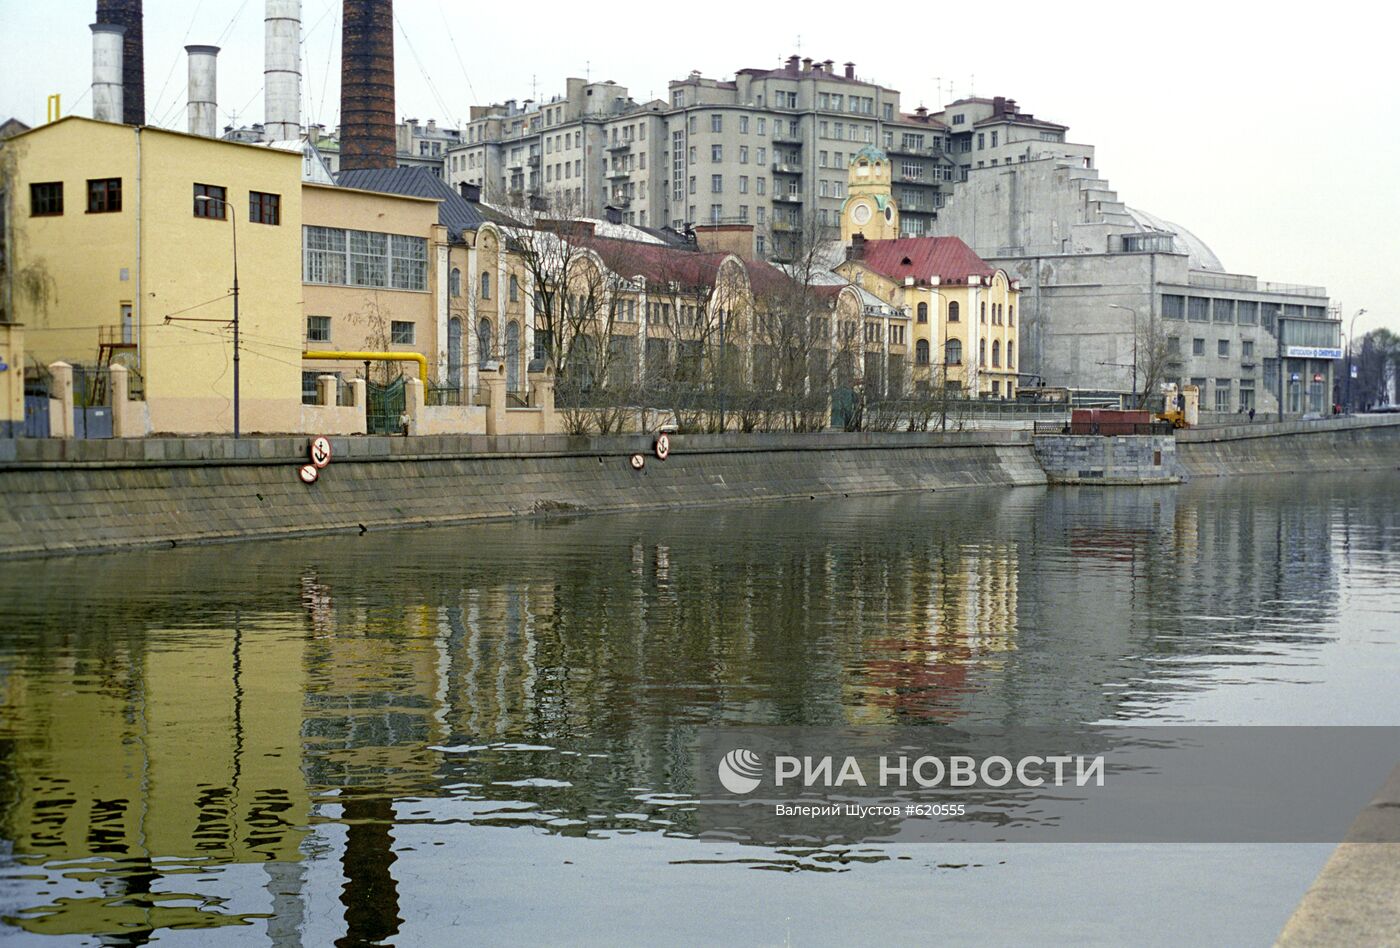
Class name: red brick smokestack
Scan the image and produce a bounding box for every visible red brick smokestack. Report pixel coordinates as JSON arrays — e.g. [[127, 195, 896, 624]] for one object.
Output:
[[95, 0, 144, 124], [340, 0, 396, 171]]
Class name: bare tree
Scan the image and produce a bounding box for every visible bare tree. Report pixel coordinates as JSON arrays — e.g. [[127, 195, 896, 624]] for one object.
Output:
[[1134, 313, 1173, 410]]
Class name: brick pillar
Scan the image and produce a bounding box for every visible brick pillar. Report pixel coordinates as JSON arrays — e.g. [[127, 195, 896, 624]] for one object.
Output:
[[528, 366, 556, 433], [484, 365, 506, 436], [48, 362, 73, 438], [109, 364, 132, 437], [404, 376, 425, 435]]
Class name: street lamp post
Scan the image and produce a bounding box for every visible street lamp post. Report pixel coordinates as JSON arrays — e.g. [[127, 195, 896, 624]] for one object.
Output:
[[196, 194, 240, 438], [1109, 304, 1138, 407], [1345, 308, 1367, 413]]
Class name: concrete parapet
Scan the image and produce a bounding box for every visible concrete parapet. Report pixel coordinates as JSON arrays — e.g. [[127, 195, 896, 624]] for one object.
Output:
[[1177, 414, 1400, 478]]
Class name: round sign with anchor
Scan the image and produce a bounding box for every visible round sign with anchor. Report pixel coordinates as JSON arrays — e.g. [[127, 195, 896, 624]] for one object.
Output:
[[298, 464, 320, 485], [310, 436, 333, 469], [629, 453, 646, 470], [654, 432, 671, 460]]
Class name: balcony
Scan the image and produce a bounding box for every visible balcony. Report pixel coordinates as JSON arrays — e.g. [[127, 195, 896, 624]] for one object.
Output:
[[607, 139, 631, 152], [772, 162, 802, 175], [773, 192, 802, 203], [887, 143, 939, 158], [772, 130, 802, 144], [772, 219, 800, 233], [606, 166, 631, 180]]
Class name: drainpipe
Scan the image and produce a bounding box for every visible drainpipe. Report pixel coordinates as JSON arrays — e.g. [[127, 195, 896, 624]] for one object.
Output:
[[134, 126, 143, 370]]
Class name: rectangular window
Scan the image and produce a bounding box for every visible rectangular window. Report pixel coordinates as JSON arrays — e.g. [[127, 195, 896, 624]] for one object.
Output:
[[306, 315, 331, 342], [757, 117, 766, 135], [1218, 339, 1230, 357], [711, 144, 723, 162], [1213, 299, 1234, 323], [1237, 301, 1258, 325], [711, 114, 723, 132], [1215, 379, 1232, 412], [86, 178, 121, 213], [30, 181, 64, 216], [1242, 339, 1255, 359], [739, 205, 749, 222], [739, 175, 748, 194], [1187, 297, 1209, 322], [391, 321, 415, 344], [711, 174, 723, 193], [739, 145, 749, 164], [193, 183, 227, 218], [249, 190, 281, 225], [739, 115, 749, 134], [756, 177, 766, 196], [1192, 338, 1206, 356], [1167, 336, 1181, 355]]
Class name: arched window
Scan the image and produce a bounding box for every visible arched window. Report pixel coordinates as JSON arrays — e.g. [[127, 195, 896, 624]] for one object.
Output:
[[481, 271, 491, 300], [1007, 341, 1015, 369], [477, 318, 493, 368], [450, 267, 461, 298], [447, 317, 462, 387], [916, 302, 928, 324], [916, 339, 930, 365], [1008, 305, 1015, 327], [980, 301, 987, 322], [509, 274, 519, 302], [979, 338, 986, 365], [992, 340, 1001, 367], [945, 339, 962, 365], [505, 321, 520, 392], [948, 301, 960, 322]]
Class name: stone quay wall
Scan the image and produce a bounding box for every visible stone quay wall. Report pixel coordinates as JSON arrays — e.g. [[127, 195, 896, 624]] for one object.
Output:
[[0, 431, 1046, 559], [1176, 414, 1400, 478], [1033, 434, 1180, 485]]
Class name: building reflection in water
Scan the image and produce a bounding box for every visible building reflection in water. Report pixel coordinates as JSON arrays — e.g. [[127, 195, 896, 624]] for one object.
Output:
[[1, 473, 1378, 943]]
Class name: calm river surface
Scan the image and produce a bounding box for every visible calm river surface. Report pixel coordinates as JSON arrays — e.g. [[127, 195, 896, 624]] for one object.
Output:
[[2, 472, 1398, 946]]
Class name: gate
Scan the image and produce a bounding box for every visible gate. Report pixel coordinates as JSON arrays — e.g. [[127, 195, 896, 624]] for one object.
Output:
[[830, 386, 859, 430], [23, 373, 50, 438], [366, 377, 407, 434]]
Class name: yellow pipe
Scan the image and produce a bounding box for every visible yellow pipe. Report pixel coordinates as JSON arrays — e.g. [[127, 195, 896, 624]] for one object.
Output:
[[302, 351, 429, 385]]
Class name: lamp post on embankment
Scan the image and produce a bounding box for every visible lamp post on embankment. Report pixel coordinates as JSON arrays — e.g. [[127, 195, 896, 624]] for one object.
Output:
[[195, 194, 240, 438]]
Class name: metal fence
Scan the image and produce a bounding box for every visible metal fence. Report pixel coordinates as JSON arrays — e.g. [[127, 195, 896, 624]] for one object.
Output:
[[1034, 421, 1176, 436]]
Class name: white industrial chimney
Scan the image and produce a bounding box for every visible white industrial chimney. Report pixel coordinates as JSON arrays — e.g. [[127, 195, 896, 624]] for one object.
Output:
[[185, 45, 220, 138], [263, 0, 301, 141], [91, 23, 126, 124]]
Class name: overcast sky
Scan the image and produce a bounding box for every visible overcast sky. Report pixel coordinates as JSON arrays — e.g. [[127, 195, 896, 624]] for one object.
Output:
[[2, 0, 1396, 338]]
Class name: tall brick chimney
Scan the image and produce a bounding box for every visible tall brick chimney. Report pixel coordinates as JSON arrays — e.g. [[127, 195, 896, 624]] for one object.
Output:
[[95, 0, 144, 124], [340, 0, 396, 171]]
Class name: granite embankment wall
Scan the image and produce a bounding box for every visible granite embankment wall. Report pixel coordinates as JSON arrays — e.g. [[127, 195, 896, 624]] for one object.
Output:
[[1176, 414, 1400, 477], [0, 431, 1045, 559], [1033, 434, 1179, 485]]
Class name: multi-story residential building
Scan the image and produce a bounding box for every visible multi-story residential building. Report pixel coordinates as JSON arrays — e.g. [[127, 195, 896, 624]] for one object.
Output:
[[444, 58, 1086, 259], [933, 157, 1338, 416], [445, 79, 669, 227], [395, 118, 462, 177]]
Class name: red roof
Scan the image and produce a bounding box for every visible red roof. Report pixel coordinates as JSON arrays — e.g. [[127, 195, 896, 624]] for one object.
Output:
[[573, 235, 798, 297], [855, 236, 995, 285]]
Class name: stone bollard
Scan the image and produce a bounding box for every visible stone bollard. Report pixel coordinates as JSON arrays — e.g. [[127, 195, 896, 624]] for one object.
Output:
[[47, 361, 73, 438]]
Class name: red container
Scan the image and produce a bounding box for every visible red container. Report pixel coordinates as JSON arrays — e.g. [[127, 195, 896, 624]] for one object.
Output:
[[1069, 409, 1152, 435]]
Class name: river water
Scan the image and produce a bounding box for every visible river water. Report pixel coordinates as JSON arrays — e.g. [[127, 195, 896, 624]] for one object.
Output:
[[1, 472, 1398, 945]]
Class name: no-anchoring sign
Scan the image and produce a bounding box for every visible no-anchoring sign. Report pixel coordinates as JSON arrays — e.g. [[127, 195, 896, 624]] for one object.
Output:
[[310, 436, 333, 469], [654, 432, 671, 460]]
